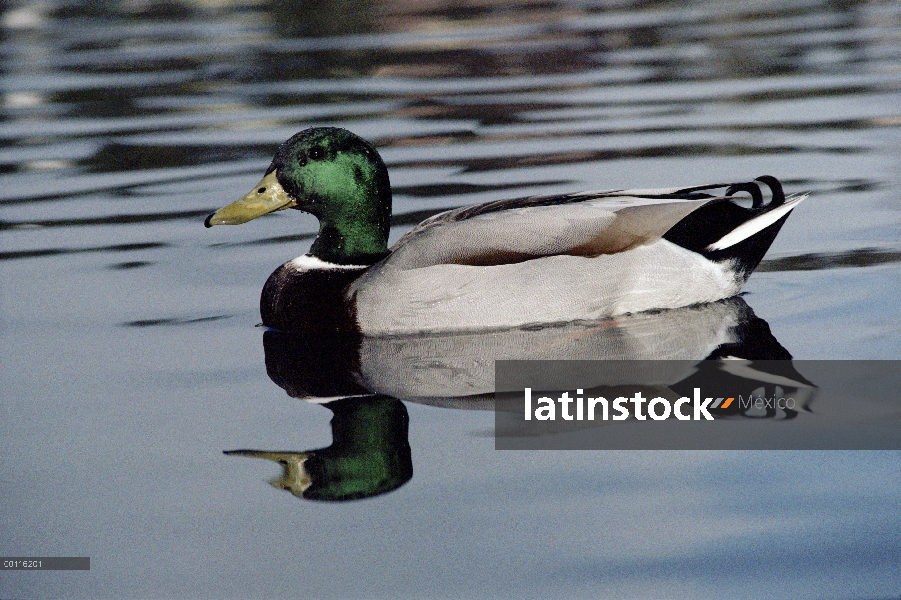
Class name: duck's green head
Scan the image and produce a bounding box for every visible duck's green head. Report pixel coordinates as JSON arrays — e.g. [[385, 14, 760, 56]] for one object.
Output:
[[205, 127, 391, 265]]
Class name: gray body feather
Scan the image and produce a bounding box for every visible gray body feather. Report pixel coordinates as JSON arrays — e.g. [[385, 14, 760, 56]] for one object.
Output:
[[346, 193, 743, 334]]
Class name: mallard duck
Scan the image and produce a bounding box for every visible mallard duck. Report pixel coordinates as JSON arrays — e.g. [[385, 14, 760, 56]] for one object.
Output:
[[205, 127, 806, 335]]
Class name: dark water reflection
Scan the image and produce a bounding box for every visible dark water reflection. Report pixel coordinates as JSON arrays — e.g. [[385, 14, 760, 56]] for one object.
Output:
[[2, 0, 901, 598], [260, 297, 788, 403], [231, 297, 815, 502]]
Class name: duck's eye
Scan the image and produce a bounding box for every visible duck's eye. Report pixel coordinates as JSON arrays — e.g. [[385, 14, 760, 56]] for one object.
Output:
[[257, 187, 266, 194], [308, 145, 325, 160]]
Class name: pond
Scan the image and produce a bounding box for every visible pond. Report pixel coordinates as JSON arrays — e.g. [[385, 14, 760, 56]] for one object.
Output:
[[2, 0, 900, 598]]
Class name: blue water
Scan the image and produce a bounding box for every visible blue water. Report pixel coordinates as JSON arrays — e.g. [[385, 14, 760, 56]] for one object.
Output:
[[1, 0, 900, 598]]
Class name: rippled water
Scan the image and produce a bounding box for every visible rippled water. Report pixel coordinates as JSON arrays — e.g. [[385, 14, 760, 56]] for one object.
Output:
[[2, 0, 900, 598]]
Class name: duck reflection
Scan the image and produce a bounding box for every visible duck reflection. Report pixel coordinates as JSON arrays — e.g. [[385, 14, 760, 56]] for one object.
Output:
[[262, 296, 804, 406], [226, 297, 813, 501], [226, 396, 411, 502]]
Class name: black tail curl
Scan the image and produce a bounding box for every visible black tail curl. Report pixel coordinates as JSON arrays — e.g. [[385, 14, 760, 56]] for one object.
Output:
[[725, 176, 785, 208], [663, 175, 797, 279]]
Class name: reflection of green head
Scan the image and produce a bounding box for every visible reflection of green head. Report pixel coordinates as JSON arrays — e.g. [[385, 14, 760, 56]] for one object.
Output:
[[226, 395, 412, 502]]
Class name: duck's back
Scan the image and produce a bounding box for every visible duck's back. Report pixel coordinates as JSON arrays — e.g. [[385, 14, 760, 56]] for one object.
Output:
[[346, 179, 804, 335]]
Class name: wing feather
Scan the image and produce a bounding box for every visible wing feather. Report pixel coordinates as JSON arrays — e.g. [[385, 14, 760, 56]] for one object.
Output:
[[386, 190, 720, 269]]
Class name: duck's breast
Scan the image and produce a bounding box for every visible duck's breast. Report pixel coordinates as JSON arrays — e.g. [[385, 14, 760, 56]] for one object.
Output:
[[262, 256, 368, 333]]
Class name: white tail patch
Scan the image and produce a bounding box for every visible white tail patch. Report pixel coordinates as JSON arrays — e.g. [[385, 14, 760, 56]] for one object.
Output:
[[706, 194, 807, 251]]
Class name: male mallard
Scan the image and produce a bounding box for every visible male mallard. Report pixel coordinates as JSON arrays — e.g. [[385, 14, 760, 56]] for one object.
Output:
[[205, 127, 805, 335]]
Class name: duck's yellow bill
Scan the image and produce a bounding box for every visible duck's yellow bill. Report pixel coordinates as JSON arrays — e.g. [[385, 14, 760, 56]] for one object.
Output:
[[204, 170, 295, 227]]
